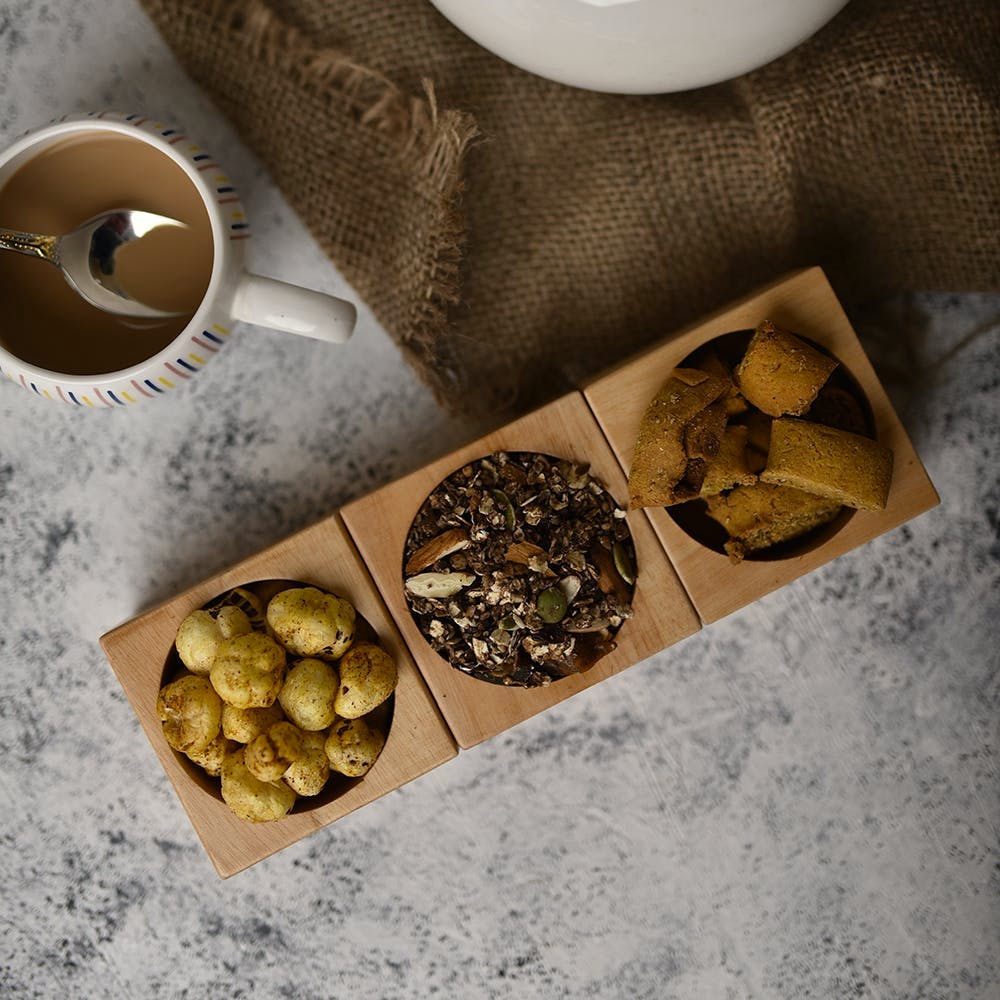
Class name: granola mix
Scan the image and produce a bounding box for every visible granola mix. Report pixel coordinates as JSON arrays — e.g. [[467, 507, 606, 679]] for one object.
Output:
[[403, 452, 636, 687]]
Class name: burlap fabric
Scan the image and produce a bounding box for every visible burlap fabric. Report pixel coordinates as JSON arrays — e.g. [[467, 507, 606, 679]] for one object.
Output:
[[140, 0, 999, 416]]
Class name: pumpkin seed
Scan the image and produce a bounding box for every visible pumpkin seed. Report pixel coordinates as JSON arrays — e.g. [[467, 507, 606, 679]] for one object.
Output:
[[491, 489, 516, 530], [536, 586, 568, 624], [612, 541, 636, 585]]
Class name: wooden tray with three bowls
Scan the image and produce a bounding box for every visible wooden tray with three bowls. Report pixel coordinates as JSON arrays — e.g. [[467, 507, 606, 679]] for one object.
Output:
[[101, 266, 939, 876]]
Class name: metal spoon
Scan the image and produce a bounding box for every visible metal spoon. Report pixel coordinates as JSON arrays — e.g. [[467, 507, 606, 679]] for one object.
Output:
[[0, 208, 188, 318]]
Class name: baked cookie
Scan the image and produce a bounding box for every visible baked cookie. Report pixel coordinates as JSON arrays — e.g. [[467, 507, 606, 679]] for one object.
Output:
[[704, 481, 843, 563], [761, 417, 893, 510], [628, 368, 730, 508], [691, 349, 749, 417], [735, 321, 837, 417], [699, 425, 758, 497]]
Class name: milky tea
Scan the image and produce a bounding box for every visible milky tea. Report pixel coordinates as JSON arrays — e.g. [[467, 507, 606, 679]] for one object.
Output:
[[0, 132, 213, 376]]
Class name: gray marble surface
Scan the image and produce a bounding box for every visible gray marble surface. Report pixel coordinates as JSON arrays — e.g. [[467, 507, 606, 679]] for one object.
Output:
[[1, 2, 998, 998]]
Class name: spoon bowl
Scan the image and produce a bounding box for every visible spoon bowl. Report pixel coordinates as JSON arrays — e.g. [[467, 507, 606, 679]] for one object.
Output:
[[0, 208, 188, 318]]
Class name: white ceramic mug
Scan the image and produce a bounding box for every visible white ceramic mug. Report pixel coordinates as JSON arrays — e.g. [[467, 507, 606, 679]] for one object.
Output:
[[0, 110, 356, 407]]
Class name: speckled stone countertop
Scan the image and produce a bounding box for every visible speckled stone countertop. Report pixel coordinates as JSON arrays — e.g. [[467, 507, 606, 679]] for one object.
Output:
[[1, 3, 998, 998]]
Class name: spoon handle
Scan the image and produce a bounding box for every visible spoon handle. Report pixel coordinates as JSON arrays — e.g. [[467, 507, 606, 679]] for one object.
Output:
[[0, 227, 59, 264]]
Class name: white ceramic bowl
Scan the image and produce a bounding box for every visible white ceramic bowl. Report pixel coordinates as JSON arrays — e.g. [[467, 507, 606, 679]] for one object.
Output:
[[428, 0, 850, 94]]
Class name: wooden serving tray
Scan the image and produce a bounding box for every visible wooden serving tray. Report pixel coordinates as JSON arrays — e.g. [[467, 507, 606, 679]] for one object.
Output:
[[340, 390, 701, 749], [100, 266, 938, 875], [583, 267, 940, 623], [99, 513, 457, 878]]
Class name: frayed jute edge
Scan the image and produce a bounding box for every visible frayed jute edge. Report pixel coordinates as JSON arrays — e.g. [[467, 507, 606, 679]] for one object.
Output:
[[140, 0, 482, 409]]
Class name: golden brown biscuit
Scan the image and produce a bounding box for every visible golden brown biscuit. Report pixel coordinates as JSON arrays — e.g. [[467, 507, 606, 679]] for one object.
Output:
[[735, 321, 838, 417], [678, 399, 729, 497], [690, 350, 749, 417], [684, 399, 729, 461], [628, 368, 730, 508], [704, 482, 843, 562], [699, 425, 758, 497], [761, 418, 893, 510]]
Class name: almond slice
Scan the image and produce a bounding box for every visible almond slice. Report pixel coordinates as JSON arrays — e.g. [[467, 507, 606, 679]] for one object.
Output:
[[404, 571, 476, 600], [404, 528, 470, 575], [590, 544, 633, 605], [505, 541, 550, 565]]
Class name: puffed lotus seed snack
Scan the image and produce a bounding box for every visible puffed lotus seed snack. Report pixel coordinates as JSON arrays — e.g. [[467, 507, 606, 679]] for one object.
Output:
[[283, 732, 330, 797], [174, 594, 259, 675], [221, 702, 285, 744], [175, 609, 247, 675], [279, 658, 339, 731], [221, 749, 297, 823], [186, 732, 236, 777], [324, 717, 386, 778], [156, 674, 223, 754], [244, 721, 307, 783], [209, 632, 286, 710], [334, 642, 398, 719], [266, 586, 355, 659], [158, 583, 398, 822]]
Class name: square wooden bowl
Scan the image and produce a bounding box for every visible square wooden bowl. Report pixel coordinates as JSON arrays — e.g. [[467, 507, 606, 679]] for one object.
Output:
[[99, 513, 457, 878], [583, 267, 940, 624], [340, 390, 701, 749]]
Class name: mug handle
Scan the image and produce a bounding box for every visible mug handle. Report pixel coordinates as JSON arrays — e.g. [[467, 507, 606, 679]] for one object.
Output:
[[231, 272, 356, 344]]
